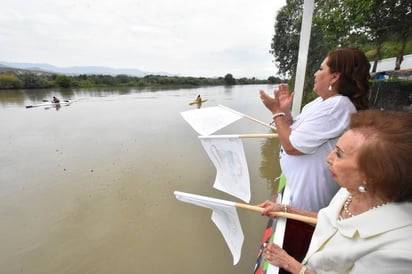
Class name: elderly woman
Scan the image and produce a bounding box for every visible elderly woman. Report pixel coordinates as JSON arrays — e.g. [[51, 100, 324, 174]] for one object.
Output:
[[261, 110, 412, 273]]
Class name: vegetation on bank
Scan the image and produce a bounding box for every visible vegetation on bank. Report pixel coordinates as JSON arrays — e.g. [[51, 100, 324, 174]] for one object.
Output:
[[0, 71, 284, 90]]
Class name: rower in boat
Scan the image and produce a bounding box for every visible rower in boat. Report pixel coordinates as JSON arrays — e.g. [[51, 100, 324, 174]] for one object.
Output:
[[52, 96, 60, 103], [195, 94, 202, 104], [188, 95, 207, 108]]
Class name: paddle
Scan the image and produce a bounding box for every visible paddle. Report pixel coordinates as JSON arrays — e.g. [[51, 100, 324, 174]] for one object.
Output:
[[189, 99, 208, 105], [42, 99, 71, 103]]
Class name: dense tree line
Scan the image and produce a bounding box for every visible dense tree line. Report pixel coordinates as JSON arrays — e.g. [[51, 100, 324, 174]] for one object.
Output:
[[272, 0, 412, 102], [0, 71, 283, 90]]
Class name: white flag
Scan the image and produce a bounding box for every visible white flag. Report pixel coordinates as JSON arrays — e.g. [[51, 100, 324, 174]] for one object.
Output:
[[174, 191, 244, 265], [180, 106, 242, 135], [199, 135, 251, 203]]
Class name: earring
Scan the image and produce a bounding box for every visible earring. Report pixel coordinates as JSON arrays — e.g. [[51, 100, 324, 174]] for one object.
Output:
[[328, 84, 333, 91], [358, 185, 367, 193]]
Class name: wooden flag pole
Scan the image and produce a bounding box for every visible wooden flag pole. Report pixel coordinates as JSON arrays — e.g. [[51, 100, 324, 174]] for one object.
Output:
[[239, 133, 278, 139], [218, 104, 277, 131], [235, 202, 317, 225], [200, 133, 278, 139]]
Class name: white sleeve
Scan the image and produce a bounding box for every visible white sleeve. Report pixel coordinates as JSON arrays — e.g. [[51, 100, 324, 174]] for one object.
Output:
[[290, 96, 355, 154]]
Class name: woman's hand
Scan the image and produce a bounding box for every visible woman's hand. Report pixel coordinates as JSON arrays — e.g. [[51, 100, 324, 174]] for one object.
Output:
[[260, 83, 294, 114], [257, 199, 284, 217], [264, 243, 296, 271], [275, 83, 294, 112]]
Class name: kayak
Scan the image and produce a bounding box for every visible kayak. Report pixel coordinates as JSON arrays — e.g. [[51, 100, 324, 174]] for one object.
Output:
[[25, 100, 73, 109], [189, 99, 207, 105]]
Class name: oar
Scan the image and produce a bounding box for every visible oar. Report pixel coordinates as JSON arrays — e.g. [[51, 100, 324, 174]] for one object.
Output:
[[189, 99, 207, 105], [43, 99, 71, 103], [218, 104, 277, 131]]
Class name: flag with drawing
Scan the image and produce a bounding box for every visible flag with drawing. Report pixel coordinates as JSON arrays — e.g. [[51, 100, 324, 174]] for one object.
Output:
[[199, 135, 251, 203]]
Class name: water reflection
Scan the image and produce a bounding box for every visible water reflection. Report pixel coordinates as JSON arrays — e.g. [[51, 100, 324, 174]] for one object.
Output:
[[45, 104, 61, 111], [224, 85, 234, 93], [0, 86, 176, 107], [259, 134, 281, 196]]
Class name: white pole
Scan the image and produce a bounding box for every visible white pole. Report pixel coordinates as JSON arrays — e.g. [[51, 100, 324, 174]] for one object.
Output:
[[291, 0, 315, 117], [266, 1, 315, 273]]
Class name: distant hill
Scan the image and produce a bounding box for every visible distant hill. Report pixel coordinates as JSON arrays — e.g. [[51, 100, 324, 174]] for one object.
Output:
[[0, 61, 173, 77], [0, 63, 54, 76]]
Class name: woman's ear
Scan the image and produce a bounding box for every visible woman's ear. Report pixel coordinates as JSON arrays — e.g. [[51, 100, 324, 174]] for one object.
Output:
[[331, 72, 341, 84]]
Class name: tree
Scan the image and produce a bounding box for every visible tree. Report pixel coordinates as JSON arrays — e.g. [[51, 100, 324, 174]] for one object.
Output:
[[271, 0, 303, 77], [267, 76, 282, 84], [271, 0, 335, 102], [0, 73, 23, 89], [389, 0, 412, 70], [18, 74, 50, 88], [272, 0, 412, 103], [339, 0, 412, 72], [55, 75, 72, 88], [224, 73, 236, 85]]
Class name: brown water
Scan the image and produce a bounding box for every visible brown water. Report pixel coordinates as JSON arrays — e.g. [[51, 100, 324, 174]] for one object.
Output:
[[0, 85, 281, 274]]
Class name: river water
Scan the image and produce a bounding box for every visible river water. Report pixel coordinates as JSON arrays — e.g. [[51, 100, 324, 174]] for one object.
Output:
[[0, 84, 281, 274]]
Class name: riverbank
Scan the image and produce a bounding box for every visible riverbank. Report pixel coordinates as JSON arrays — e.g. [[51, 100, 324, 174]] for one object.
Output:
[[0, 69, 283, 89]]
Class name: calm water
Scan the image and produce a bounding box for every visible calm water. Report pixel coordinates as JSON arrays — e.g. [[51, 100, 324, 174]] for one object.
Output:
[[0, 85, 281, 274]]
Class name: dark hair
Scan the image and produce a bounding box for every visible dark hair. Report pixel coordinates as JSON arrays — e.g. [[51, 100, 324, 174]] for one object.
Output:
[[350, 110, 412, 202], [327, 48, 370, 111]]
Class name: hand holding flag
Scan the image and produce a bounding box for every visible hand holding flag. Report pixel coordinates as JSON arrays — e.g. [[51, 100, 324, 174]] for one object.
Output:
[[174, 191, 317, 265]]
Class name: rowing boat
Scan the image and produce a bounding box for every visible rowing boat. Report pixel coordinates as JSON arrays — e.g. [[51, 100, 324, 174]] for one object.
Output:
[[25, 100, 73, 109]]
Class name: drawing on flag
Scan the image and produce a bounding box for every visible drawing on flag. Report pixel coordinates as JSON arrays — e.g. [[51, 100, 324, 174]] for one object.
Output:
[[199, 135, 251, 203], [174, 191, 244, 265], [180, 106, 242, 136]]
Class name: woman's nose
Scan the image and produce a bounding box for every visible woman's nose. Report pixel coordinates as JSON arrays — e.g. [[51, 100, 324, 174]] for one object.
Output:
[[326, 152, 333, 165]]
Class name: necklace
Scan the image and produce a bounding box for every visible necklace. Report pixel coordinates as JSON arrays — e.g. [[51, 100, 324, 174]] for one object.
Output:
[[343, 194, 388, 218], [343, 194, 354, 217]]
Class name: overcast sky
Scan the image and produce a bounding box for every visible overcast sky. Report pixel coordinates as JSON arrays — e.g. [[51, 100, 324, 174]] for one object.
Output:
[[1, 0, 286, 78]]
